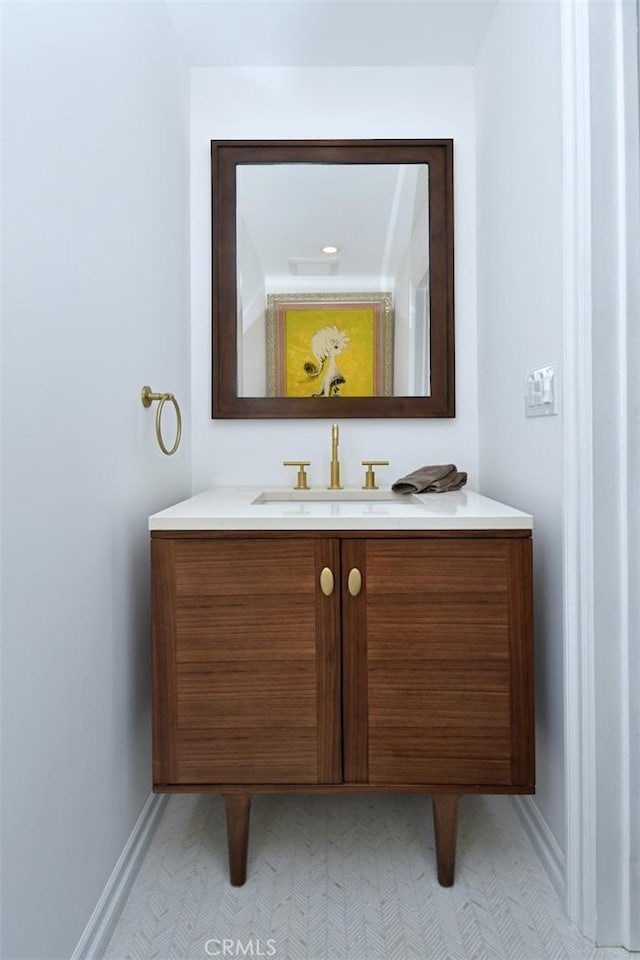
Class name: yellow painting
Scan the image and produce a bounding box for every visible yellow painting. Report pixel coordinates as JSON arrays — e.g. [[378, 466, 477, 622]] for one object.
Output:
[[266, 294, 393, 398]]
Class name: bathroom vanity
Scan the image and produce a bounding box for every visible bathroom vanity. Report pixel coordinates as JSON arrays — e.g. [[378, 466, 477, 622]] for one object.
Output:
[[150, 487, 534, 887]]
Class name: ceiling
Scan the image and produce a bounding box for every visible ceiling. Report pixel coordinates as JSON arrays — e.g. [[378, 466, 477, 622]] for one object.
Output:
[[237, 162, 425, 287], [164, 0, 499, 68]]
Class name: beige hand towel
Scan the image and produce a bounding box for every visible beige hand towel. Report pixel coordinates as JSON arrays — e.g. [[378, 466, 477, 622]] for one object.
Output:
[[391, 464, 467, 494]]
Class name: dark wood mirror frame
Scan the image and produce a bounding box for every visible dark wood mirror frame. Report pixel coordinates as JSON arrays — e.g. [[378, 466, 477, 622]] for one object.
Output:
[[211, 139, 455, 419]]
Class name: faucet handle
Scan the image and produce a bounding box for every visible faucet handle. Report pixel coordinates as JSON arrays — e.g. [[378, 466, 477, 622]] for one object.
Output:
[[361, 460, 390, 490], [283, 461, 311, 490]]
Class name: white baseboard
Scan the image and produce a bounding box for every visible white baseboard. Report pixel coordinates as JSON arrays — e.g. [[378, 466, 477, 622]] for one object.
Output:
[[512, 795, 566, 904], [71, 793, 169, 960]]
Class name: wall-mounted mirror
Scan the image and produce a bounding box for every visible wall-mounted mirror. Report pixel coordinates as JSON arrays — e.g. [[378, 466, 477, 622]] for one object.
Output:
[[211, 140, 454, 418]]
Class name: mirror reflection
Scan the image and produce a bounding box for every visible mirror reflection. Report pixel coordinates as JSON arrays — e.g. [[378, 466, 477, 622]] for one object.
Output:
[[236, 163, 430, 399], [211, 139, 454, 419]]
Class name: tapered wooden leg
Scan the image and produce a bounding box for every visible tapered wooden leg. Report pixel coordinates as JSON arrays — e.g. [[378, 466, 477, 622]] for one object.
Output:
[[432, 794, 459, 887], [223, 793, 252, 886]]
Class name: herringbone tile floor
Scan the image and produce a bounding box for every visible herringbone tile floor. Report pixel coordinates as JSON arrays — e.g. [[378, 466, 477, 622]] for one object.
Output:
[[104, 793, 631, 960]]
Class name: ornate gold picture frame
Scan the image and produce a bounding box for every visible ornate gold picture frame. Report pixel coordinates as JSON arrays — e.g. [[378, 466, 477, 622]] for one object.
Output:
[[266, 292, 393, 399]]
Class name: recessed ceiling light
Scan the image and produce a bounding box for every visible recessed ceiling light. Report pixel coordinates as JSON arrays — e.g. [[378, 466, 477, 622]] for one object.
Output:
[[321, 245, 340, 255]]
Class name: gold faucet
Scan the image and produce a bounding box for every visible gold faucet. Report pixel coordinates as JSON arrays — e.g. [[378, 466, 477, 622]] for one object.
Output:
[[328, 423, 342, 489]]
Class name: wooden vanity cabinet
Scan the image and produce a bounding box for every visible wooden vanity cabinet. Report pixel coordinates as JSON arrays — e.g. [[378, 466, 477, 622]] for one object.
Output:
[[152, 530, 534, 887], [152, 537, 341, 787]]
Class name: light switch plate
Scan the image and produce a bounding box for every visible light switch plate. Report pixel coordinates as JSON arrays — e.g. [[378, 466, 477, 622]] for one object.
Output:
[[525, 363, 557, 417]]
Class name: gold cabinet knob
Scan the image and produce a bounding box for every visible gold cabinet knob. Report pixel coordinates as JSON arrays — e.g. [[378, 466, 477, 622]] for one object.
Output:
[[320, 567, 335, 597], [347, 568, 362, 597], [283, 460, 311, 490], [361, 460, 390, 490]]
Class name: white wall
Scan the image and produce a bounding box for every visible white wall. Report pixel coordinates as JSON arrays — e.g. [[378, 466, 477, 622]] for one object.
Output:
[[190, 67, 478, 492], [0, 4, 190, 957], [475, 0, 565, 853]]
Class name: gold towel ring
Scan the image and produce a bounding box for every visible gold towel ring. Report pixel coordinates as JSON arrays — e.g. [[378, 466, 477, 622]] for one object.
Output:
[[141, 385, 182, 456]]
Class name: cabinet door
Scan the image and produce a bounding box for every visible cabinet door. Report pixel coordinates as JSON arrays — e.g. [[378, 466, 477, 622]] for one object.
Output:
[[153, 537, 341, 785], [342, 538, 533, 788]]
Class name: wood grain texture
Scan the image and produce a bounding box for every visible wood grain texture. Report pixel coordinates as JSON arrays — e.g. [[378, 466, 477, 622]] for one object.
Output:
[[361, 540, 524, 786], [315, 538, 342, 783], [342, 540, 368, 782], [154, 781, 533, 796], [223, 793, 251, 886], [155, 538, 341, 786], [173, 540, 316, 596], [175, 599, 315, 662], [432, 794, 459, 886], [176, 732, 317, 784], [369, 756, 512, 785], [369, 660, 509, 692], [368, 685, 511, 729], [364, 542, 510, 595], [368, 622, 510, 661], [151, 529, 532, 541], [176, 662, 316, 726], [152, 539, 177, 785], [508, 538, 535, 786]]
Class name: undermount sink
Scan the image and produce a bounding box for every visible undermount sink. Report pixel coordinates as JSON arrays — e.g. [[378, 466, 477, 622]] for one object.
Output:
[[252, 488, 410, 504]]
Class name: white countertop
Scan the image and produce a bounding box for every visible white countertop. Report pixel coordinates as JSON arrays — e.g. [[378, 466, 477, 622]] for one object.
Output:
[[149, 486, 533, 532]]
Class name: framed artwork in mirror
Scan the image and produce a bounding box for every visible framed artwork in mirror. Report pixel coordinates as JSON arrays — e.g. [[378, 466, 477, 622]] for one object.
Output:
[[211, 139, 455, 418], [266, 292, 393, 399]]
